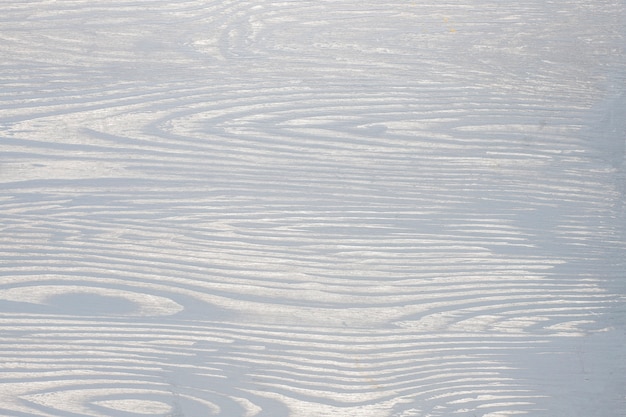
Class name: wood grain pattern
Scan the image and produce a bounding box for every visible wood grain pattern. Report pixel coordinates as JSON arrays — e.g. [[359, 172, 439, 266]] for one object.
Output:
[[1, 1, 625, 416]]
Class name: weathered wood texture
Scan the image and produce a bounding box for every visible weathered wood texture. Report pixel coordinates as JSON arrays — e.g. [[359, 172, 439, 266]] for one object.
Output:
[[1, 1, 625, 416]]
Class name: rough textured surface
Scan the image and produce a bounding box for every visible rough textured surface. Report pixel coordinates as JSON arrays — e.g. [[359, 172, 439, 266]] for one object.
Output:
[[1, 1, 625, 416]]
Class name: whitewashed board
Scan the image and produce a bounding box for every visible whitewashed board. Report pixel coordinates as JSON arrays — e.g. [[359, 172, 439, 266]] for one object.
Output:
[[1, 1, 625, 416]]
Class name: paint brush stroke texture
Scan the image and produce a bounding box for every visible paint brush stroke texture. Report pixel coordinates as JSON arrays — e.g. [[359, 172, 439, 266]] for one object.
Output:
[[1, 1, 625, 416]]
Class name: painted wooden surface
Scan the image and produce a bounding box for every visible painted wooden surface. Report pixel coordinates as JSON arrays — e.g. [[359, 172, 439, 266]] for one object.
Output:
[[1, 1, 625, 416]]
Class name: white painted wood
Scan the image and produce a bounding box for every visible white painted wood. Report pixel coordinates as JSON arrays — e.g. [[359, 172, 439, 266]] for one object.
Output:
[[1, 1, 625, 416]]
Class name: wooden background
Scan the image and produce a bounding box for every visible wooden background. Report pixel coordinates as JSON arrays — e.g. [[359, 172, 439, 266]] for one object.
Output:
[[1, 1, 625, 416]]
